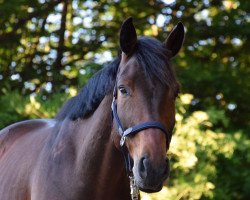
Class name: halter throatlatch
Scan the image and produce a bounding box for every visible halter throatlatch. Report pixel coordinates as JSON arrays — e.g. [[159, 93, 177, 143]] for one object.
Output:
[[111, 86, 170, 200]]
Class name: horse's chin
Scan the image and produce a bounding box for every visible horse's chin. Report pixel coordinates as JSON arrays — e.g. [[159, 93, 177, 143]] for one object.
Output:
[[139, 185, 163, 193], [136, 179, 163, 193]]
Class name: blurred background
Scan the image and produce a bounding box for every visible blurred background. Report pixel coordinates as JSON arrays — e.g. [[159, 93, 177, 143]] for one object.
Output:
[[0, 0, 249, 199]]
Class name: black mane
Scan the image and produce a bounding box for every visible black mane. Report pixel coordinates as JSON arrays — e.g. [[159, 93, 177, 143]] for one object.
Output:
[[56, 58, 120, 120], [56, 37, 176, 120]]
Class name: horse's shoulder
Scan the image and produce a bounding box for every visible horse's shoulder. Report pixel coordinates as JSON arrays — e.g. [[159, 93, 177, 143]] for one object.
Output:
[[0, 119, 55, 137], [0, 119, 55, 158]]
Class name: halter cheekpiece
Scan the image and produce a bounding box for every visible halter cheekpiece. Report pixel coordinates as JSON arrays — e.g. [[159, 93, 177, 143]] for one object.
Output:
[[111, 85, 170, 200]]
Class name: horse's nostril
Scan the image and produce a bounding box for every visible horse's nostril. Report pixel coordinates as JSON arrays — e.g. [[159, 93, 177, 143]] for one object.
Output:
[[138, 157, 170, 181], [139, 157, 147, 179]]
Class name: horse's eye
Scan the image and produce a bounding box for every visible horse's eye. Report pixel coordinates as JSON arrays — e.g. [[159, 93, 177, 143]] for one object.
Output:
[[118, 86, 129, 96]]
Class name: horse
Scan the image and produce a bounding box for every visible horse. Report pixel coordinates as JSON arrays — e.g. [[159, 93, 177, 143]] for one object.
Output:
[[0, 17, 184, 200]]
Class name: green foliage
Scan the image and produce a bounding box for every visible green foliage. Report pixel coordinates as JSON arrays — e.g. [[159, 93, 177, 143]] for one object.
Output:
[[0, 90, 28, 127], [142, 94, 250, 200], [0, 0, 249, 199], [0, 90, 68, 128]]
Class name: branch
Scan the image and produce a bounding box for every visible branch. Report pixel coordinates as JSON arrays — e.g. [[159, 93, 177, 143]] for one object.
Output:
[[53, 0, 69, 69], [0, 0, 63, 42]]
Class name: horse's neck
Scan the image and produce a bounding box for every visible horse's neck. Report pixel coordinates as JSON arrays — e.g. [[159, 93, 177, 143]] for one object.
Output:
[[71, 95, 130, 199], [73, 94, 115, 166]]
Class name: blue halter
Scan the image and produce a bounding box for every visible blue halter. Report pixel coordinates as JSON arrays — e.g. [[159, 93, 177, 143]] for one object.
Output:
[[111, 87, 170, 175]]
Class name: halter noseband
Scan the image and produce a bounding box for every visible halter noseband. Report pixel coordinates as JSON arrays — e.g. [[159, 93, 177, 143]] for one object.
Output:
[[111, 86, 170, 175]]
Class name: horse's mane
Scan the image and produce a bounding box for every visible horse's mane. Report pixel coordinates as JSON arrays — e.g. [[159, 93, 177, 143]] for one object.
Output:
[[56, 37, 176, 121], [56, 58, 120, 120]]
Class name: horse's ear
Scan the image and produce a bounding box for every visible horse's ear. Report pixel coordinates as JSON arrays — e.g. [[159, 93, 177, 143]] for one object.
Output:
[[120, 17, 137, 55], [164, 22, 185, 58]]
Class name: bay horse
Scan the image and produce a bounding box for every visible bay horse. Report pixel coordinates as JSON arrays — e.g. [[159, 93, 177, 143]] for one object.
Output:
[[0, 17, 184, 200]]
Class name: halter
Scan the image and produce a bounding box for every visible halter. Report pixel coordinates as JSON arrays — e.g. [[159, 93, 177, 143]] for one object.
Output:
[[111, 85, 170, 200]]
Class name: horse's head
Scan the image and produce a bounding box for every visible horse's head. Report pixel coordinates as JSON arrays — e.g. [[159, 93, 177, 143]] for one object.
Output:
[[112, 18, 184, 193]]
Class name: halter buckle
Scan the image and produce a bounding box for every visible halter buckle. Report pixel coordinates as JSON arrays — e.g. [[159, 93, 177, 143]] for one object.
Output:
[[124, 127, 133, 136], [120, 136, 126, 146]]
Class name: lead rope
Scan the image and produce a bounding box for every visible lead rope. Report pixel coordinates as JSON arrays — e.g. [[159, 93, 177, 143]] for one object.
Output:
[[129, 174, 140, 200]]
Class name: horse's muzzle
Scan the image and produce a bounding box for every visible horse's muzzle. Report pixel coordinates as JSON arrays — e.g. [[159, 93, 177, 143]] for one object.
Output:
[[134, 156, 170, 193]]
